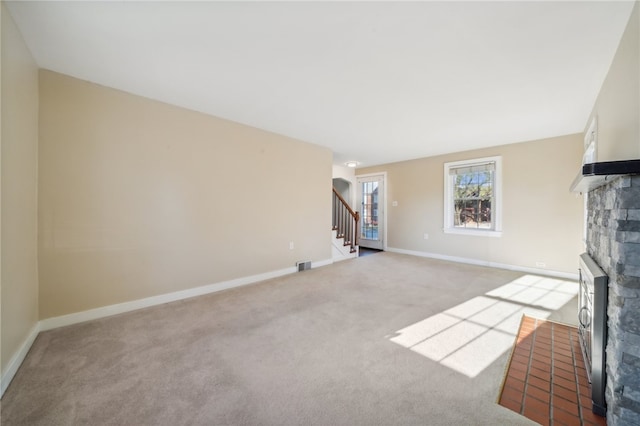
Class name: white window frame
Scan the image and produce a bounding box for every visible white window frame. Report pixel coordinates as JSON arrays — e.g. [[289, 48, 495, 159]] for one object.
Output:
[[443, 156, 502, 237], [582, 117, 597, 245]]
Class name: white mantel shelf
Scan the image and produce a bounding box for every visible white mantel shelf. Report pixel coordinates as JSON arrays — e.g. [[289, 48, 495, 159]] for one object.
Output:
[[570, 159, 640, 194]]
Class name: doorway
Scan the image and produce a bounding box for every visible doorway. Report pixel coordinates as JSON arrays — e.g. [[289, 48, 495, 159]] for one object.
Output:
[[357, 173, 385, 250], [359, 247, 383, 257]]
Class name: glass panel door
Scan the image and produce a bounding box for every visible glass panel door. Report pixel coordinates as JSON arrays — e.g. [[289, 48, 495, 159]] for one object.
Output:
[[357, 174, 384, 250]]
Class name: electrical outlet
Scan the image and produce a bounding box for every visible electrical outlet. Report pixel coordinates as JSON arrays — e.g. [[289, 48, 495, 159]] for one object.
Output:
[[289, 242, 294, 250], [535, 261, 546, 268], [424, 233, 429, 240], [392, 201, 398, 207]]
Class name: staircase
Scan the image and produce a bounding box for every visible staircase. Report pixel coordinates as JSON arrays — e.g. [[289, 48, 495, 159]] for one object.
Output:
[[332, 187, 359, 261]]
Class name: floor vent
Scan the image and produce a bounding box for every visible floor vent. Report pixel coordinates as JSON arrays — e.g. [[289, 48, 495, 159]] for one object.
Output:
[[296, 261, 311, 272]]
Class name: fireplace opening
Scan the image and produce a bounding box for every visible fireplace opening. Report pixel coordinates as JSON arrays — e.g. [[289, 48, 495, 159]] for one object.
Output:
[[578, 253, 608, 416]]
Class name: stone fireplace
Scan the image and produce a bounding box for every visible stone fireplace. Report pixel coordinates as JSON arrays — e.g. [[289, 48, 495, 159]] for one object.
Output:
[[584, 174, 640, 425]]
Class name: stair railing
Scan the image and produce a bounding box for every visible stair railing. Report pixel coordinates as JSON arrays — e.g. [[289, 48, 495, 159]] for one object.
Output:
[[332, 187, 359, 253]]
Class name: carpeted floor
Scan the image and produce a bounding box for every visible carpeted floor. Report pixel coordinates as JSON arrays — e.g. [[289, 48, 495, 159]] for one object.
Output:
[[1, 252, 578, 425], [499, 316, 606, 426]]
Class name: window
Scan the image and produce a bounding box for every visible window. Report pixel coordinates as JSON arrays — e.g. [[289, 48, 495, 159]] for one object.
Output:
[[444, 156, 502, 237]]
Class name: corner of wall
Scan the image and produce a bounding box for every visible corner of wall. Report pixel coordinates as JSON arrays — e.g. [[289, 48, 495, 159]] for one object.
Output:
[[0, 322, 40, 397], [1, 0, 41, 398]]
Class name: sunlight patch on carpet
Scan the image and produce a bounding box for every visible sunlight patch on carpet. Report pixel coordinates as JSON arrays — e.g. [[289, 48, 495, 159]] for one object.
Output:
[[389, 275, 578, 378]]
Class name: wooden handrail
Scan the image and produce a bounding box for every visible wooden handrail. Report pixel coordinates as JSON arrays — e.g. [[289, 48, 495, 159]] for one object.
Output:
[[332, 187, 358, 219], [332, 187, 359, 252]]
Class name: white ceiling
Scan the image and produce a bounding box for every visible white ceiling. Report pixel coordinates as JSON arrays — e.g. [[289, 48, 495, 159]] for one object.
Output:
[[6, 1, 635, 167]]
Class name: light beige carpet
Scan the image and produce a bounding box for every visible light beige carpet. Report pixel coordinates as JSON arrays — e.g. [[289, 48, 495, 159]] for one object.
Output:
[[1, 252, 577, 425]]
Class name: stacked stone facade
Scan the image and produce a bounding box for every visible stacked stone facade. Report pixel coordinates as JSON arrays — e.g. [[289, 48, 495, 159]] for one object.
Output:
[[587, 175, 640, 426]]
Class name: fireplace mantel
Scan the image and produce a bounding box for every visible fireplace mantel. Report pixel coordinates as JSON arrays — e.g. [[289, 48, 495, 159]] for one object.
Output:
[[570, 159, 640, 193]]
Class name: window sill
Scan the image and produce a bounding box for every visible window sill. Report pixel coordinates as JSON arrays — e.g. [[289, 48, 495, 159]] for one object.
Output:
[[443, 228, 503, 238]]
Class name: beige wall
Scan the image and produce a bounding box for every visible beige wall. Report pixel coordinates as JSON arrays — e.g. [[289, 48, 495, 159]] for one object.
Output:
[[587, 2, 639, 162], [332, 165, 357, 207], [358, 134, 584, 274], [1, 3, 40, 377], [39, 70, 332, 319]]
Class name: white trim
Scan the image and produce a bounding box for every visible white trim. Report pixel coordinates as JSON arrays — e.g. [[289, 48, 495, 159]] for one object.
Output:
[[386, 247, 579, 281], [1, 322, 41, 397], [443, 228, 503, 238], [584, 116, 598, 155], [356, 171, 388, 250], [40, 263, 323, 331], [443, 156, 502, 237], [312, 258, 334, 268], [3, 261, 335, 397]]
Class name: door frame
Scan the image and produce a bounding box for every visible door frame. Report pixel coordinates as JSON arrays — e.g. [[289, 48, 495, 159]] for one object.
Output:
[[356, 172, 387, 250]]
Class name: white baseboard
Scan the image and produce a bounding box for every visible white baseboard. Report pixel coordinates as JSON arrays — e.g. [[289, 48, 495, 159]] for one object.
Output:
[[40, 265, 312, 331], [312, 258, 334, 268], [386, 247, 579, 281], [3, 260, 335, 398], [1, 322, 40, 398]]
